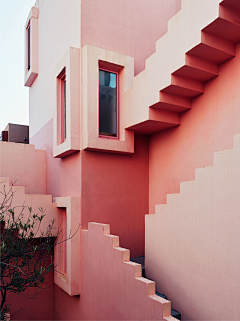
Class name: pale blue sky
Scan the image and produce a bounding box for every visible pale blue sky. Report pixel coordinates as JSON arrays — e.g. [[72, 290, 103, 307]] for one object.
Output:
[[0, 0, 36, 132]]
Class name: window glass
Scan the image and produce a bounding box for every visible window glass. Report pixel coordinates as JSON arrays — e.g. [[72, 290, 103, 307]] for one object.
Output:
[[99, 70, 117, 137]]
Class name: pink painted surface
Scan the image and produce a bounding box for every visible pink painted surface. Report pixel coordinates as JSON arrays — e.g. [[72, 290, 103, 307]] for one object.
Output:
[[9, 270, 54, 320], [32, 120, 149, 257], [146, 133, 240, 320], [81, 0, 181, 76], [31, 119, 81, 199], [0, 142, 46, 195], [81, 134, 149, 257], [55, 223, 175, 321]]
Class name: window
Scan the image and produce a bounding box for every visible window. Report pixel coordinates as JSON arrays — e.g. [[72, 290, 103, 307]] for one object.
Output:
[[54, 196, 81, 295], [59, 208, 67, 275], [53, 47, 80, 158], [61, 71, 67, 143], [57, 68, 67, 144], [82, 45, 134, 153], [99, 69, 118, 138], [24, 7, 38, 87], [27, 23, 31, 71]]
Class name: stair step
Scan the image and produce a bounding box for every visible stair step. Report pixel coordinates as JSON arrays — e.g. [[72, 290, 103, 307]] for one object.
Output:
[[188, 32, 235, 64], [156, 292, 181, 320], [130, 256, 145, 268], [156, 291, 168, 300], [127, 108, 181, 135], [171, 308, 181, 320], [173, 55, 219, 83], [162, 75, 204, 98], [154, 92, 192, 113], [131, 257, 182, 320], [205, 5, 240, 44]]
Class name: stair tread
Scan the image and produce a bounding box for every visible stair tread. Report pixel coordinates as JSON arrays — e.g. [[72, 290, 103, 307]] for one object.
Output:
[[156, 291, 168, 300], [130, 256, 145, 268], [171, 308, 181, 320]]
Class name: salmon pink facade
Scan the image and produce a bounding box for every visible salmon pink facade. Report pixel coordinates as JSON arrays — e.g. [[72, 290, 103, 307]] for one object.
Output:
[[2, 0, 240, 319]]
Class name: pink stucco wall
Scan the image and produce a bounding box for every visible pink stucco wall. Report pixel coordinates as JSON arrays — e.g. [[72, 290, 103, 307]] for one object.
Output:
[[0, 142, 46, 194], [81, 0, 181, 76], [9, 270, 54, 320], [31, 119, 81, 198], [81, 134, 149, 257], [31, 120, 149, 257]]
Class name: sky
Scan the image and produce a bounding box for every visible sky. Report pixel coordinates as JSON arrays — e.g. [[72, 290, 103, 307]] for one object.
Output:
[[0, 0, 36, 133]]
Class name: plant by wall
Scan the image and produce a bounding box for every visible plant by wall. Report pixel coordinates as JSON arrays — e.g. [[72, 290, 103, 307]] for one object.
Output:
[[0, 182, 74, 320]]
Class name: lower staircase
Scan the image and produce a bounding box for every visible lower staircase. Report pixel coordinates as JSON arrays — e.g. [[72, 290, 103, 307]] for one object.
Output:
[[81, 222, 181, 320], [145, 133, 240, 320], [131, 256, 181, 320]]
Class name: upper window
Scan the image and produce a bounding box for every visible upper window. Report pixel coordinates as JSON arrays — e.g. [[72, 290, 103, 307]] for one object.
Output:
[[99, 69, 118, 138], [24, 7, 39, 87], [57, 68, 67, 144], [27, 23, 31, 71]]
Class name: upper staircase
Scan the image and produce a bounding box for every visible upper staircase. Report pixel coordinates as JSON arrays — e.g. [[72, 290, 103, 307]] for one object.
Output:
[[125, 0, 240, 134]]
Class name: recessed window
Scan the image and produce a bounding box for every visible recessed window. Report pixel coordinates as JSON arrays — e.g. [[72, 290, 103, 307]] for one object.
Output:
[[61, 73, 67, 143], [27, 23, 31, 71], [53, 47, 80, 158], [24, 7, 38, 87], [99, 69, 118, 138], [59, 208, 67, 275], [57, 68, 67, 144]]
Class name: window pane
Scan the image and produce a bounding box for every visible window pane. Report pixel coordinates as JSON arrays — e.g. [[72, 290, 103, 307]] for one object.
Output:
[[99, 70, 117, 137]]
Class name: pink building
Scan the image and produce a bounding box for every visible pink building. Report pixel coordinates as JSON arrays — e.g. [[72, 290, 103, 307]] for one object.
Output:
[[1, 0, 240, 319]]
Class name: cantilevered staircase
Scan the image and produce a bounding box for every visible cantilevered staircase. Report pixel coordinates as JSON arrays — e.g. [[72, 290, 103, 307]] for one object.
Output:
[[125, 0, 240, 134]]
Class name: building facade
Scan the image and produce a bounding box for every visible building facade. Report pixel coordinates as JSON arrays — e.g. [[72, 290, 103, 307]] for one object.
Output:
[[1, 0, 240, 319]]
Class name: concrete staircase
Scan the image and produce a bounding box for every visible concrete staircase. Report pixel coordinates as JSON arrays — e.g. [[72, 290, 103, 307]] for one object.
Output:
[[131, 256, 181, 320], [125, 0, 240, 134], [81, 222, 180, 320], [145, 133, 240, 319]]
